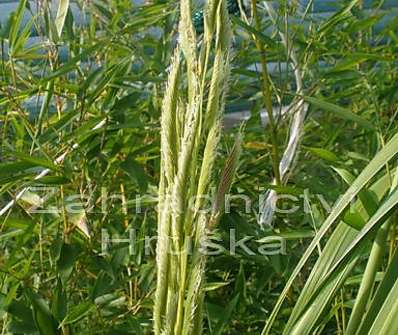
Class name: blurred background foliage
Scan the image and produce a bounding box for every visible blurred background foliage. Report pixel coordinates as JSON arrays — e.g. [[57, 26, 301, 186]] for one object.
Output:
[[0, 0, 398, 334]]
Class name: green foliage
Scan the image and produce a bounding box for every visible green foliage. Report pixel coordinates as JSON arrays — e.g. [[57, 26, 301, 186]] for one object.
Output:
[[1, 0, 398, 334]]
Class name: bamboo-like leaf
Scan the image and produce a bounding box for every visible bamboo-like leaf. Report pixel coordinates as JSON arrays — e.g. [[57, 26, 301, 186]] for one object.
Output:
[[303, 96, 375, 130], [54, 0, 70, 38], [8, 0, 27, 49]]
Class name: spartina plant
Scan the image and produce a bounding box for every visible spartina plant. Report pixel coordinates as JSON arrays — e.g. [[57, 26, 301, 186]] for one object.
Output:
[[154, 0, 240, 334], [262, 132, 398, 335]]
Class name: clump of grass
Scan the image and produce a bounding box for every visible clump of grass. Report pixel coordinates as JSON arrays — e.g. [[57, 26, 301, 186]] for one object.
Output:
[[154, 0, 240, 334]]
